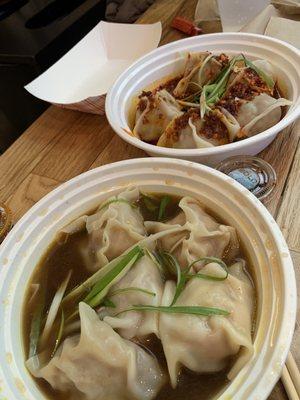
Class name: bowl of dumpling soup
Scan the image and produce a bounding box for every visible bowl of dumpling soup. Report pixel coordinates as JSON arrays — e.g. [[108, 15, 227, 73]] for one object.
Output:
[[106, 32, 300, 165], [0, 158, 296, 400]]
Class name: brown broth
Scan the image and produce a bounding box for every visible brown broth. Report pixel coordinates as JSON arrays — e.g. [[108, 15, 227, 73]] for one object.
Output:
[[22, 192, 256, 400]]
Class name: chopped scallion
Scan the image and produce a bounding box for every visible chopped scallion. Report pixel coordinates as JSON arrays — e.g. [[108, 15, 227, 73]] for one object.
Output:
[[116, 305, 230, 317], [110, 286, 156, 298], [158, 196, 171, 221]]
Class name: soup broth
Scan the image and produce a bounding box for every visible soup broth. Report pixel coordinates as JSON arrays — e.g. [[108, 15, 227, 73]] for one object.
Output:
[[23, 190, 256, 400]]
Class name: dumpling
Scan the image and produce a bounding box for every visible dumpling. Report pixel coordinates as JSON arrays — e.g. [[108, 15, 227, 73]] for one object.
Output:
[[28, 303, 166, 400], [173, 52, 210, 98], [133, 89, 182, 142], [252, 59, 276, 81], [104, 254, 164, 339], [157, 108, 230, 149], [85, 187, 146, 271], [197, 53, 228, 88], [237, 93, 292, 136], [159, 260, 254, 387], [145, 196, 238, 271]]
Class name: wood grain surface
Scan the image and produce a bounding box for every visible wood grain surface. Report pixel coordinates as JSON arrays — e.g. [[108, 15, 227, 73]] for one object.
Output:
[[0, 1, 299, 399]]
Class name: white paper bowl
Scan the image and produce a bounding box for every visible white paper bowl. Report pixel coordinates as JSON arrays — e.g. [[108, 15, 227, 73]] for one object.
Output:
[[0, 158, 296, 399], [106, 32, 300, 166]]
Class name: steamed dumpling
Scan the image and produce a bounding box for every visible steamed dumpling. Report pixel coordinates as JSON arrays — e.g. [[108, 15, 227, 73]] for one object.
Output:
[[28, 303, 166, 400], [104, 254, 164, 339], [159, 260, 254, 387], [134, 89, 182, 142], [145, 196, 238, 270], [237, 93, 292, 136], [173, 52, 210, 98], [85, 187, 146, 271], [157, 108, 231, 149]]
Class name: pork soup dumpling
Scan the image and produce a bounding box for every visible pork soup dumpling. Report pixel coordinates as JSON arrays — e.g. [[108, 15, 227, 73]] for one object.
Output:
[[134, 89, 182, 142], [28, 303, 166, 400], [104, 254, 164, 339], [85, 187, 146, 271], [145, 196, 238, 270], [159, 261, 254, 387]]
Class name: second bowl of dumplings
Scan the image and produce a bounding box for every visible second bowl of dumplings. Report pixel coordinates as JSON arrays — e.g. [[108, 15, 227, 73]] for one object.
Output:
[[106, 32, 300, 165], [0, 157, 296, 400]]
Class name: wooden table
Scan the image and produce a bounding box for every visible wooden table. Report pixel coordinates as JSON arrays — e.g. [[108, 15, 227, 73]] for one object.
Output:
[[0, 0, 299, 398]]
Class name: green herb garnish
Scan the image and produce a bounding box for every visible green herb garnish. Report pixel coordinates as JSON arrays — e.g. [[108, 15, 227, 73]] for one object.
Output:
[[186, 256, 228, 281], [28, 295, 45, 358], [242, 55, 275, 89], [83, 246, 143, 308], [116, 305, 230, 317], [109, 287, 156, 298], [51, 310, 64, 357], [102, 298, 116, 308], [158, 195, 171, 221]]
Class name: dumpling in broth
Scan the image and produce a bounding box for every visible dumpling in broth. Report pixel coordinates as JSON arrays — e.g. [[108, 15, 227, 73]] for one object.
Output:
[[104, 254, 164, 339], [85, 187, 146, 271], [134, 89, 182, 142], [159, 260, 254, 387], [237, 93, 292, 136], [145, 196, 238, 271], [28, 303, 166, 400]]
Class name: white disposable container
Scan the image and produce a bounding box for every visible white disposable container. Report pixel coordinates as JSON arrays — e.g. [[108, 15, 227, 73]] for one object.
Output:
[[106, 32, 300, 166], [0, 158, 296, 399]]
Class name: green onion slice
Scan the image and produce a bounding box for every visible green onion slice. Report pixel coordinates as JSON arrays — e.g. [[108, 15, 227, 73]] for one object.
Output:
[[84, 246, 143, 308], [102, 298, 116, 308], [109, 287, 156, 297], [186, 256, 228, 281], [158, 195, 171, 221], [242, 55, 275, 89], [51, 310, 65, 358], [116, 305, 230, 317]]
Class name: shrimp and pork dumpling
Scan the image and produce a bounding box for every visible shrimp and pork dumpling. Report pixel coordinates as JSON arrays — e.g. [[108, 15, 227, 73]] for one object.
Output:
[[145, 196, 238, 270], [28, 303, 166, 400], [104, 255, 164, 339], [134, 89, 182, 142], [159, 260, 254, 388], [84, 187, 146, 271]]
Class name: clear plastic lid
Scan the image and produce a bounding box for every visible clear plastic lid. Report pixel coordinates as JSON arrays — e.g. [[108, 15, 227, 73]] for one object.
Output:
[[216, 155, 276, 200]]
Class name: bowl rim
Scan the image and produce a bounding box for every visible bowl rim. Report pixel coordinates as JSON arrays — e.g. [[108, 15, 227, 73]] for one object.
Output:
[[0, 157, 296, 400], [105, 32, 300, 156]]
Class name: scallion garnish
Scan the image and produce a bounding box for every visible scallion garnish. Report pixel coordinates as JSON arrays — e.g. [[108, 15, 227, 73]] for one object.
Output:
[[102, 298, 116, 308], [28, 295, 45, 358], [242, 55, 275, 89], [140, 192, 159, 212], [116, 305, 230, 317], [51, 310, 64, 357], [83, 246, 143, 308], [144, 248, 165, 277], [158, 195, 171, 221], [186, 256, 228, 281], [109, 286, 156, 297], [157, 251, 184, 305]]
